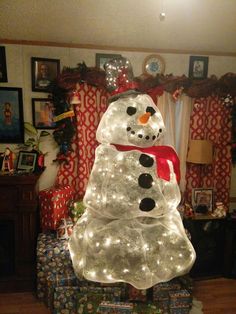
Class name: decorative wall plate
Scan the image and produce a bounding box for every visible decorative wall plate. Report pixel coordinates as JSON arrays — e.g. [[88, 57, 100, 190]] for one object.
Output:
[[143, 54, 165, 76]]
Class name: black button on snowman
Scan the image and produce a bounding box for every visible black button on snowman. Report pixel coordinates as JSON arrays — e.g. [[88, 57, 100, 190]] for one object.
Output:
[[69, 57, 196, 289]]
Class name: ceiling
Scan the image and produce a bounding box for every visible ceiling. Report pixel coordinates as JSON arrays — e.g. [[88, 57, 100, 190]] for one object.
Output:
[[0, 0, 236, 55]]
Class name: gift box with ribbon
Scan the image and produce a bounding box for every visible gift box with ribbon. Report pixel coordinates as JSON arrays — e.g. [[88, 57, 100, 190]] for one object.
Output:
[[39, 185, 75, 231]]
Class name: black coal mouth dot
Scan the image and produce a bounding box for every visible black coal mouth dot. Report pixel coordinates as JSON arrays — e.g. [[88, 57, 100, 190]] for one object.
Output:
[[127, 126, 159, 141]]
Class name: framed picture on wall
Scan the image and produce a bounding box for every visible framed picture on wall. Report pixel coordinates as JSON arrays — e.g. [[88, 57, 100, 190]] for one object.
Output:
[[95, 53, 122, 70], [192, 188, 213, 213], [31, 57, 60, 92], [0, 87, 24, 143], [32, 98, 56, 129], [188, 56, 209, 79], [0, 46, 8, 82]]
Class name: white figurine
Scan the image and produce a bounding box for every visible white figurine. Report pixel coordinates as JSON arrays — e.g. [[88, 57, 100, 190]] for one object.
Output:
[[1, 147, 14, 173]]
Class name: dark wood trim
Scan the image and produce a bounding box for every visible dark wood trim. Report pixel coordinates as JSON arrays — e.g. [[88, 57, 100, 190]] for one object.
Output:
[[1, 38, 236, 56]]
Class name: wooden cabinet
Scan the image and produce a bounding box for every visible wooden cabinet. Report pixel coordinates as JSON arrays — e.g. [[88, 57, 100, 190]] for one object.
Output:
[[0, 174, 40, 292], [223, 218, 236, 278], [183, 216, 226, 279]]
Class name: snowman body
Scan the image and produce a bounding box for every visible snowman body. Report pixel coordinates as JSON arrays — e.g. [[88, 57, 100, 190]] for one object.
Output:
[[69, 94, 195, 289]]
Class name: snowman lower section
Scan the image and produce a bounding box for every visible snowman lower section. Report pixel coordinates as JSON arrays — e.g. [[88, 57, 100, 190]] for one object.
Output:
[[69, 210, 196, 290]]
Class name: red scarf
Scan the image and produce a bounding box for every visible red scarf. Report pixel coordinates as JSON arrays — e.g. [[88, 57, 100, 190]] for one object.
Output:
[[113, 144, 180, 183]]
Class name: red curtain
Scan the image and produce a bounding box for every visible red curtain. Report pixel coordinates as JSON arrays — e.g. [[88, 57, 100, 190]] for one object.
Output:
[[56, 83, 109, 200], [185, 95, 232, 208]]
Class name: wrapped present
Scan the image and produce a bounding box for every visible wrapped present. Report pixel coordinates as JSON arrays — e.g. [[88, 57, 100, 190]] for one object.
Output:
[[36, 233, 74, 301], [39, 185, 75, 231], [79, 285, 126, 302], [177, 275, 193, 294], [76, 284, 127, 313], [169, 307, 190, 314], [57, 217, 74, 239], [128, 285, 147, 302], [169, 290, 192, 308], [98, 301, 133, 313], [154, 296, 169, 312], [53, 286, 79, 314], [133, 303, 162, 313], [77, 291, 107, 313], [46, 272, 79, 309], [153, 279, 181, 302]]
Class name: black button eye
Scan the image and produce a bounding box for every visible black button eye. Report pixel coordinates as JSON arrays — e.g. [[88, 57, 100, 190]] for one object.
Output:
[[127, 106, 137, 116], [146, 106, 156, 116]]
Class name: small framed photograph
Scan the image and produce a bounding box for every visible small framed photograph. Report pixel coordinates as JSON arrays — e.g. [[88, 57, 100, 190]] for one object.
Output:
[[31, 57, 60, 92], [192, 188, 214, 213], [32, 98, 56, 129], [0, 87, 24, 143], [17, 151, 38, 172], [188, 56, 209, 79], [0, 46, 8, 82], [95, 53, 122, 70]]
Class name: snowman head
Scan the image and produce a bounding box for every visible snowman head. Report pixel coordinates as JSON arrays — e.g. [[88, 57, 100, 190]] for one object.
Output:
[[96, 93, 165, 147]]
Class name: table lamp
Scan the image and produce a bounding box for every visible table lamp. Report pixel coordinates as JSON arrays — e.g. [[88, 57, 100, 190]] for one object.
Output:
[[187, 139, 213, 164]]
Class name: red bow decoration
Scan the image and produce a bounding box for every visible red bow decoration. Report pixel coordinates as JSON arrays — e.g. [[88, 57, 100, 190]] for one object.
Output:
[[113, 144, 180, 183]]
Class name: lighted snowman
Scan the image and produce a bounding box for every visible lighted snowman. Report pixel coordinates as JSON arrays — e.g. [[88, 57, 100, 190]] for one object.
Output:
[[69, 58, 195, 289]]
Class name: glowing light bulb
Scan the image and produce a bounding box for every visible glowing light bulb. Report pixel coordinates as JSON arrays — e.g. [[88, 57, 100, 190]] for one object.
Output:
[[107, 274, 113, 280], [88, 232, 94, 238], [105, 238, 111, 246], [90, 271, 96, 277]]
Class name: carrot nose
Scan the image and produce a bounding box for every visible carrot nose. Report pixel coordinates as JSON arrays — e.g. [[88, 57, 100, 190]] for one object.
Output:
[[138, 112, 151, 124]]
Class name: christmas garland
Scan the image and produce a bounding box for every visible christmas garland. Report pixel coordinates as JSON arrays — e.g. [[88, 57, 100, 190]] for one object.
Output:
[[51, 63, 236, 163]]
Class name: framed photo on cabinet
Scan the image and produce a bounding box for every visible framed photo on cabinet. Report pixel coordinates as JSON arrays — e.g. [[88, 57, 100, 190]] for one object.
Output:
[[17, 151, 38, 173], [192, 188, 213, 213]]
